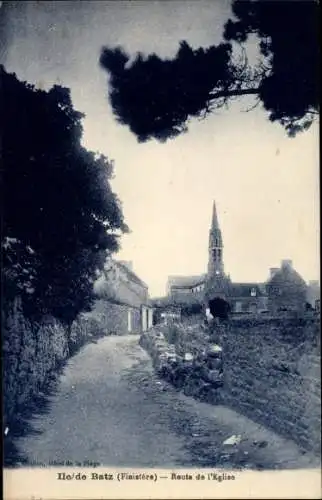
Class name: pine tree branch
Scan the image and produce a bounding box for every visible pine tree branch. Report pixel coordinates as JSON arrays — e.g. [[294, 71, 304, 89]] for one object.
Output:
[[209, 87, 260, 100]]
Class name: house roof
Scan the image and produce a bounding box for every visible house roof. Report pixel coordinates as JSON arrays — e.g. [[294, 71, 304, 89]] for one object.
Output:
[[115, 261, 148, 289], [267, 266, 307, 288], [230, 283, 266, 297], [168, 274, 206, 289]]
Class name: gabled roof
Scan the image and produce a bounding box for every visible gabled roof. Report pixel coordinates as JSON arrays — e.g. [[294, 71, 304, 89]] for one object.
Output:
[[230, 282, 267, 297], [115, 260, 148, 289], [168, 274, 206, 289], [267, 265, 307, 288]]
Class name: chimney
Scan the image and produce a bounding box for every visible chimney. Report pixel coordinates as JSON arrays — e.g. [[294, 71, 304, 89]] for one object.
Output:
[[269, 267, 279, 279], [281, 259, 293, 269]]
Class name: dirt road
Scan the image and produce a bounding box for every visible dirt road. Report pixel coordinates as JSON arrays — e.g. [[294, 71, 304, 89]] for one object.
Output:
[[14, 335, 319, 469]]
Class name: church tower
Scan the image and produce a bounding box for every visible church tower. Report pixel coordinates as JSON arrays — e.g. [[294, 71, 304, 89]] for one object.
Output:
[[205, 199, 230, 304], [208, 200, 224, 277]]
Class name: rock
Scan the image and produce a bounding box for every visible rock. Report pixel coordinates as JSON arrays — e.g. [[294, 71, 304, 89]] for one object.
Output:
[[154, 332, 165, 340], [204, 369, 222, 384], [206, 344, 222, 357], [258, 440, 268, 448], [165, 351, 177, 360], [156, 365, 169, 379], [207, 357, 222, 370], [183, 380, 198, 397], [184, 352, 194, 361], [154, 340, 168, 349], [223, 434, 242, 446]]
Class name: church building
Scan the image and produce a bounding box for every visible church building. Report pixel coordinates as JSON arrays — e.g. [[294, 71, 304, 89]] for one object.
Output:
[[167, 200, 311, 315]]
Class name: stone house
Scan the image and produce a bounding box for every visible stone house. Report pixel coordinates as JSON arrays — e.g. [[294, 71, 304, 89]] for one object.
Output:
[[266, 260, 308, 314], [228, 283, 268, 314], [92, 258, 153, 334]]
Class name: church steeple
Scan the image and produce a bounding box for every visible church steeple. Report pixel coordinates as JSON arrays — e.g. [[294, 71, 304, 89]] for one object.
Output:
[[208, 200, 224, 276], [211, 200, 219, 229]]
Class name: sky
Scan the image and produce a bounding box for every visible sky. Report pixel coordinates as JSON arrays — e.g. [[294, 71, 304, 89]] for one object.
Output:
[[1, 0, 319, 297]]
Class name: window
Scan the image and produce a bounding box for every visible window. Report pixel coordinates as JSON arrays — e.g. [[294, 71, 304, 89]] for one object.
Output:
[[235, 301, 242, 313], [218, 249, 222, 260], [213, 248, 217, 259], [251, 288, 256, 297]]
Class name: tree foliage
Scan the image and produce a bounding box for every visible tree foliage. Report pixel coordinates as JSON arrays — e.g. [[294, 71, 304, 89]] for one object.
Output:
[[1, 65, 128, 324], [99, 0, 319, 142]]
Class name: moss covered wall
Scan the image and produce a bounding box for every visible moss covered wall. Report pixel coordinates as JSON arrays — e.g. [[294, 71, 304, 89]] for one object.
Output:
[[219, 317, 321, 453], [2, 297, 100, 426]]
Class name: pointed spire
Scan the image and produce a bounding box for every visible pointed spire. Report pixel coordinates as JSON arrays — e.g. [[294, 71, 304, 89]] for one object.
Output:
[[211, 200, 219, 229]]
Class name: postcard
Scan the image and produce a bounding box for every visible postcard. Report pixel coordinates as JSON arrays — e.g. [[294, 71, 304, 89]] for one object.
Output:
[[2, 1, 320, 499]]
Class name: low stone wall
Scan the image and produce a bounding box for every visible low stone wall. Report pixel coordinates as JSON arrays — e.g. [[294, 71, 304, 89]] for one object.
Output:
[[2, 298, 107, 428], [139, 324, 224, 401], [141, 317, 320, 454], [3, 294, 144, 432], [219, 317, 321, 454]]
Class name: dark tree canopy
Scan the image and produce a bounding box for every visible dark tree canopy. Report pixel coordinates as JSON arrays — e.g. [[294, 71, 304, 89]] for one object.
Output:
[[208, 297, 230, 320], [100, 0, 319, 142], [1, 65, 128, 323]]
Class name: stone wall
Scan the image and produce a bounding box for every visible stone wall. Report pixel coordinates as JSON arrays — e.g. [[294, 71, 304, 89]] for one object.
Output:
[[218, 317, 321, 454], [2, 297, 106, 427], [3, 299, 66, 425], [143, 316, 321, 454], [139, 324, 224, 400]]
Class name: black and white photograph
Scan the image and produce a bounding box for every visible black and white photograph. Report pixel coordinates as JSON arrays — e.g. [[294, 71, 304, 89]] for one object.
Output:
[[1, 1, 320, 498]]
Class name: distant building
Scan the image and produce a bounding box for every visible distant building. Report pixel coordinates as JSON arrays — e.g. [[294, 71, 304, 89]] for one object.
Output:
[[306, 280, 321, 310], [205, 201, 270, 314], [151, 297, 182, 325], [167, 275, 206, 304], [228, 283, 268, 314], [93, 258, 154, 334], [166, 200, 311, 316], [160, 307, 182, 324], [266, 260, 308, 314]]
